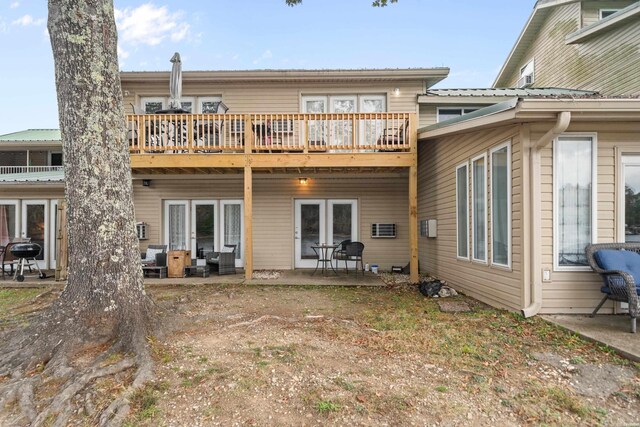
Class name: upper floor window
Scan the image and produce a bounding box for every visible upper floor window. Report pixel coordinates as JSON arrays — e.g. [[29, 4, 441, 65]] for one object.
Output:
[[140, 96, 223, 114], [437, 107, 480, 123], [518, 59, 534, 87], [600, 9, 620, 19]]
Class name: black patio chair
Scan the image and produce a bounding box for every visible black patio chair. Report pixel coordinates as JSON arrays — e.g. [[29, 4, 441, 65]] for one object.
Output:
[[343, 242, 365, 276], [206, 245, 237, 275], [332, 239, 351, 271]]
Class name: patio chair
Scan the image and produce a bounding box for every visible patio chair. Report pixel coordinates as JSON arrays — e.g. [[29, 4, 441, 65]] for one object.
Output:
[[332, 239, 351, 270], [376, 118, 409, 151], [343, 241, 365, 276], [585, 243, 640, 333], [2, 241, 26, 279], [206, 245, 237, 275]]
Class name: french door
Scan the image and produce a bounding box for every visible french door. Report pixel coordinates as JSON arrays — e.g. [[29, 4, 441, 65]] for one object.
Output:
[[191, 200, 216, 264], [359, 95, 386, 147], [21, 200, 48, 266], [221, 200, 244, 267], [0, 200, 19, 246], [164, 200, 189, 251], [294, 199, 357, 269], [330, 96, 356, 148], [49, 200, 59, 269]]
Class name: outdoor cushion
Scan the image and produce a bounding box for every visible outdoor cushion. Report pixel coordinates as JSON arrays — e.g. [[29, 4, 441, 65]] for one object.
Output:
[[220, 246, 234, 253], [144, 247, 163, 263], [594, 249, 640, 294]]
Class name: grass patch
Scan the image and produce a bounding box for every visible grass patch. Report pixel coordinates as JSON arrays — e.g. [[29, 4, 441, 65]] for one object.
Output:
[[435, 386, 448, 392], [316, 400, 341, 413]]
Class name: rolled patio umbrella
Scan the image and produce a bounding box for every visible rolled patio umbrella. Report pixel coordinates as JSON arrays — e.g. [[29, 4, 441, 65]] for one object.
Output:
[[168, 52, 182, 110]]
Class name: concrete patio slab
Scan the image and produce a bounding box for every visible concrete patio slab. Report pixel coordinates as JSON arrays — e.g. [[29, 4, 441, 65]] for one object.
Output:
[[543, 314, 640, 362]]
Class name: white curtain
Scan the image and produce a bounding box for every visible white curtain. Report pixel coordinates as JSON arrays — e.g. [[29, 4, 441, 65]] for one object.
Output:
[[492, 147, 509, 265], [169, 205, 186, 250], [224, 204, 241, 259], [473, 158, 486, 260], [556, 137, 592, 266]]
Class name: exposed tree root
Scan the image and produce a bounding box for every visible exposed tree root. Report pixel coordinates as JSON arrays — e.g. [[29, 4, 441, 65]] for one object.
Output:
[[0, 302, 157, 427]]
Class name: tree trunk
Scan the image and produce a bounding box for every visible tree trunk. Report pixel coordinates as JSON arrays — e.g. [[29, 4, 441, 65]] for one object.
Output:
[[48, 0, 153, 342]]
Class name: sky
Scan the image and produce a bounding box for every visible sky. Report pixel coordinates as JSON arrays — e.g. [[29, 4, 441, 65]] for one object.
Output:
[[0, 0, 535, 135]]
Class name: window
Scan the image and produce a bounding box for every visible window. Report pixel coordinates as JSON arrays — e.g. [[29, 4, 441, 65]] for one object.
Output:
[[456, 163, 469, 259], [141, 97, 165, 114], [553, 135, 597, 270], [49, 152, 63, 166], [518, 59, 535, 87], [472, 154, 487, 262], [600, 9, 620, 19], [199, 96, 223, 113], [180, 97, 194, 113], [491, 143, 511, 267], [437, 107, 481, 123]]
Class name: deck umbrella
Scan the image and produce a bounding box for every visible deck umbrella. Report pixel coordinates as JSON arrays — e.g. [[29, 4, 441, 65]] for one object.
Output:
[[168, 52, 182, 110]]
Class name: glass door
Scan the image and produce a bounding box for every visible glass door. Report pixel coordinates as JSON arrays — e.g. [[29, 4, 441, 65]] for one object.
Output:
[[302, 96, 327, 148], [327, 200, 358, 245], [330, 96, 356, 149], [49, 200, 60, 269], [220, 200, 244, 267], [191, 200, 217, 265], [0, 200, 19, 247], [622, 155, 640, 242], [21, 200, 48, 266], [359, 95, 386, 147], [294, 200, 326, 268], [164, 200, 189, 251]]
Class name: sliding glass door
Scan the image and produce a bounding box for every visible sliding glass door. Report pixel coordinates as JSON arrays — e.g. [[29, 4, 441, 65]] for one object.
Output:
[[164, 200, 189, 251], [190, 200, 216, 264], [221, 200, 244, 267]]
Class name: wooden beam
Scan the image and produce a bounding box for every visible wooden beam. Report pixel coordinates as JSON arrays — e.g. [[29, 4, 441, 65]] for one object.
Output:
[[244, 165, 253, 280], [131, 154, 245, 169], [250, 153, 414, 168], [409, 113, 419, 283]]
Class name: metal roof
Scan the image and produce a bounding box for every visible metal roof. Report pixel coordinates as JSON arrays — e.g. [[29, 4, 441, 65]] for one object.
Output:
[[0, 170, 64, 183], [566, 2, 640, 44], [0, 129, 61, 143], [424, 88, 598, 97]]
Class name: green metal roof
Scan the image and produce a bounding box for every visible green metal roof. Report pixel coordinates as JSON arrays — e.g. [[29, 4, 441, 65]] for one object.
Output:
[[0, 170, 64, 183], [424, 88, 598, 97], [0, 129, 61, 143], [418, 98, 520, 134]]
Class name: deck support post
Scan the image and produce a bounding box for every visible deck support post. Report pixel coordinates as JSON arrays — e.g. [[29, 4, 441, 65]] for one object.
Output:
[[244, 164, 253, 280], [409, 114, 419, 283]]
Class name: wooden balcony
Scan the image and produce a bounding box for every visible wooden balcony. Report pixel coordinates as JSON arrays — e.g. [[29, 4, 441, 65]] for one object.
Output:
[[127, 112, 415, 157]]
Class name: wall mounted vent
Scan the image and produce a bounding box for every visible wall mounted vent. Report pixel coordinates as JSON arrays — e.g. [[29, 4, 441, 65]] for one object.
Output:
[[136, 222, 148, 240], [371, 223, 397, 238]]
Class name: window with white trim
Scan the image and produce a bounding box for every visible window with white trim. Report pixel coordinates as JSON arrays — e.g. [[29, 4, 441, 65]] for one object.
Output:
[[456, 163, 469, 259], [141, 97, 165, 114], [554, 135, 597, 270], [472, 154, 487, 262], [437, 107, 481, 123], [491, 143, 511, 267]]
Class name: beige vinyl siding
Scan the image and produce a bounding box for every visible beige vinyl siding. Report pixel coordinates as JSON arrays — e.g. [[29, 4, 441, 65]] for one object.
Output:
[[419, 105, 437, 128], [124, 80, 422, 115], [0, 187, 64, 199], [501, 2, 640, 96], [132, 174, 410, 270], [418, 126, 523, 311], [536, 121, 640, 313], [581, 1, 636, 27]]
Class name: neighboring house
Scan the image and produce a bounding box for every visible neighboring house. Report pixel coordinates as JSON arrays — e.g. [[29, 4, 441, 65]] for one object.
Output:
[[0, 68, 449, 281], [416, 0, 640, 316]]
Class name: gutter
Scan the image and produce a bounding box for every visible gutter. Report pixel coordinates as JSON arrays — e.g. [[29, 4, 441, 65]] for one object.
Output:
[[522, 111, 571, 317]]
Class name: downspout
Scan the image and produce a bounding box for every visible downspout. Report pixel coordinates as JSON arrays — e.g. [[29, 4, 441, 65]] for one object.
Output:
[[522, 111, 571, 317]]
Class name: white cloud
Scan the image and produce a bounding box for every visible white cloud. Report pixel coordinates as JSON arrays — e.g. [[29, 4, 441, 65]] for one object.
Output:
[[252, 49, 273, 65], [9, 2, 19, 9], [114, 3, 190, 47], [118, 45, 130, 60], [12, 14, 44, 26]]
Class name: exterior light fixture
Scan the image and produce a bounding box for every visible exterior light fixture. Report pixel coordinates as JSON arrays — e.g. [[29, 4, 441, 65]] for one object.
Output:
[[298, 177, 308, 185], [393, 88, 400, 96], [142, 179, 151, 187]]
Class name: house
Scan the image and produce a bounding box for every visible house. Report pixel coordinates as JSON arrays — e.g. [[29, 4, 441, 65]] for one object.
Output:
[[417, 0, 640, 316], [1, 68, 450, 282]]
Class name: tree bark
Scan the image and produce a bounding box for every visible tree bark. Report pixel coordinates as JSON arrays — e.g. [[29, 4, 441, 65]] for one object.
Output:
[[47, 0, 153, 343]]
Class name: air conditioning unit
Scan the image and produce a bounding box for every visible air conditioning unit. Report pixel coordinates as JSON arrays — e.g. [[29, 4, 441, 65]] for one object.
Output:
[[517, 74, 533, 88], [371, 223, 397, 238], [136, 222, 148, 240]]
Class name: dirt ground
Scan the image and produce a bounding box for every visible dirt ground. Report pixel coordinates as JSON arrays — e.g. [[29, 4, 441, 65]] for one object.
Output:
[[1, 284, 640, 426]]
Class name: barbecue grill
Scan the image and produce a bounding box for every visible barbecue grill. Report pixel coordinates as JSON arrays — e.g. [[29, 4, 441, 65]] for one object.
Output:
[[10, 243, 47, 282]]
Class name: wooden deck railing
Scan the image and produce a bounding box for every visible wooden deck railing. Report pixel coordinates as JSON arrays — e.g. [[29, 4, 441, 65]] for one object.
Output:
[[127, 112, 414, 154]]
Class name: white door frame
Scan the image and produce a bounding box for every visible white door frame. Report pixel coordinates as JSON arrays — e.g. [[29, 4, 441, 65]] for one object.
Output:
[[21, 200, 49, 269], [164, 200, 190, 251], [220, 200, 244, 268], [358, 95, 386, 147], [0, 199, 20, 243], [617, 153, 640, 242], [327, 199, 358, 245], [49, 200, 59, 269], [329, 95, 357, 148], [294, 199, 326, 268], [190, 200, 218, 262]]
